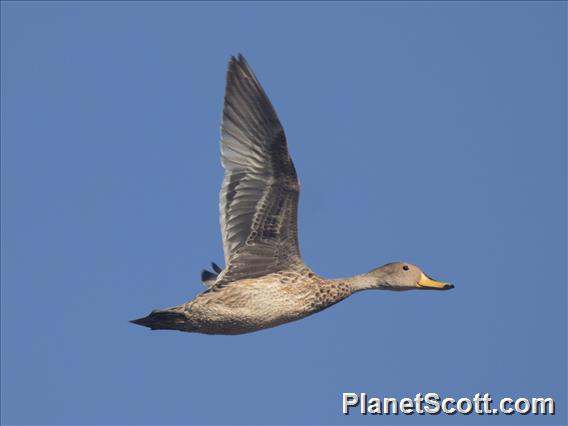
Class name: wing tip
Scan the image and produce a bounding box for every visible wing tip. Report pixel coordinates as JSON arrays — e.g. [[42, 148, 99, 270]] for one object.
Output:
[[228, 53, 244, 67], [201, 269, 217, 286], [211, 262, 223, 274], [227, 53, 252, 79], [229, 52, 246, 63]]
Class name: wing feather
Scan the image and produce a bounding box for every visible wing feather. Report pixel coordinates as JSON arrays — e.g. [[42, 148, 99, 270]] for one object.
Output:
[[215, 54, 303, 288]]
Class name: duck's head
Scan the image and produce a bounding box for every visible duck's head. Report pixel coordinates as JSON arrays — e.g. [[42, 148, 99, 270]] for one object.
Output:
[[367, 262, 454, 291]]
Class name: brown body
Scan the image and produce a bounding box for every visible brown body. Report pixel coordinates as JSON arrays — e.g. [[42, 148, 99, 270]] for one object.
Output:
[[141, 270, 351, 335]]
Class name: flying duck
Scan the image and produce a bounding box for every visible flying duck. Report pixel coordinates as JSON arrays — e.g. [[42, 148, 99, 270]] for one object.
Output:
[[131, 54, 454, 335]]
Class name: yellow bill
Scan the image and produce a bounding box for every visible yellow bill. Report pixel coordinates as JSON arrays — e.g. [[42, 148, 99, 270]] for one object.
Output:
[[417, 272, 454, 290]]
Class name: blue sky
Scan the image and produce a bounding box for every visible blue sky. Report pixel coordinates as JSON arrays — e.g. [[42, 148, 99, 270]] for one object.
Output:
[[1, 2, 565, 425]]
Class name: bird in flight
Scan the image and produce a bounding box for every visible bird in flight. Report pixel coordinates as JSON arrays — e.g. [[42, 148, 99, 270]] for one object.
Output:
[[131, 54, 453, 335]]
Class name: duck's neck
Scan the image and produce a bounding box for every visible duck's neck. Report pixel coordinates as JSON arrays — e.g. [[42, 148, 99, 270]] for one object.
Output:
[[345, 271, 389, 293]]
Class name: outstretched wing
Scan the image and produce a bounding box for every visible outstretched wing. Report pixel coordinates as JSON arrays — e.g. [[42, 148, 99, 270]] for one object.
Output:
[[216, 54, 303, 287]]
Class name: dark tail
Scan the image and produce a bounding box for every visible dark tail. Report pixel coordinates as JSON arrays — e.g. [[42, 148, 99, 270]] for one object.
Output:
[[130, 309, 189, 331]]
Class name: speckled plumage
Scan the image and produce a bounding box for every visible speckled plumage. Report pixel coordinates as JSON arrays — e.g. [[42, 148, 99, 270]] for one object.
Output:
[[163, 269, 351, 335], [130, 54, 453, 335]]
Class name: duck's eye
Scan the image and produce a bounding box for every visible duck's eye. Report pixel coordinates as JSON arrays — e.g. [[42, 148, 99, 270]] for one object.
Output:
[[403, 265, 409, 271]]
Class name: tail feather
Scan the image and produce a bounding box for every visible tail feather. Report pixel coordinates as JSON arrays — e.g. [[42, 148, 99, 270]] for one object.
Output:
[[130, 309, 188, 331]]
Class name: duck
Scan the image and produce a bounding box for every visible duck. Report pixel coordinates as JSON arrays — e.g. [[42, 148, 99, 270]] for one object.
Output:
[[130, 54, 454, 335]]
